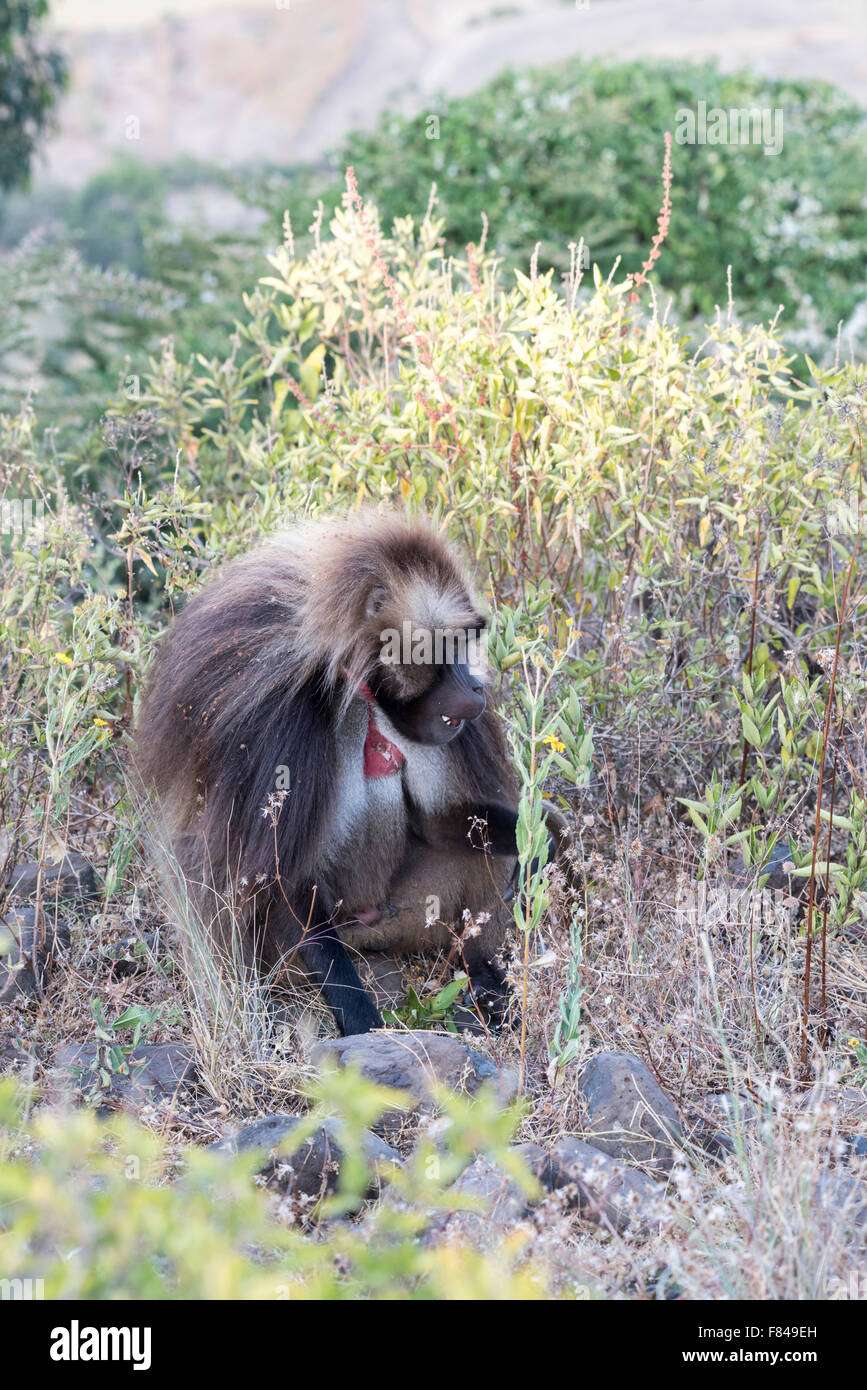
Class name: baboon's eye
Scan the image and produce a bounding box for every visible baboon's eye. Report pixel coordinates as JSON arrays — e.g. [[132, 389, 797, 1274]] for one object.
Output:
[[365, 585, 389, 618]]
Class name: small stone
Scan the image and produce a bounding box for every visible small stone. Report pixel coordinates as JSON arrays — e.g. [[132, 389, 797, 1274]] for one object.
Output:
[[424, 1146, 544, 1246], [0, 1035, 40, 1071], [729, 844, 797, 893], [698, 1091, 761, 1125], [311, 1029, 518, 1129], [688, 1091, 760, 1160], [0, 908, 70, 1000], [359, 953, 407, 1013], [104, 932, 159, 977], [578, 1051, 684, 1175], [209, 1114, 401, 1202], [814, 1172, 867, 1232], [801, 1085, 867, 1121], [7, 852, 99, 906], [545, 1136, 666, 1233]]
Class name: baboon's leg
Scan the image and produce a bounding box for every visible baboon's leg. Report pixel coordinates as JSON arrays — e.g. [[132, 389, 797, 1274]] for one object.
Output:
[[258, 892, 382, 1037], [298, 925, 383, 1036], [338, 845, 516, 1017]]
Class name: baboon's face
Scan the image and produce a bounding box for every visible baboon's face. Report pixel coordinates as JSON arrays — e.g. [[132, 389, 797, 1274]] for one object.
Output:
[[361, 560, 487, 745], [373, 654, 486, 745]]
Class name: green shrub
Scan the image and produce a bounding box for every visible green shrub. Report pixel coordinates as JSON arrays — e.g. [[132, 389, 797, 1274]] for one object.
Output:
[[0, 0, 66, 192], [3, 182, 863, 850], [338, 59, 867, 359], [0, 1072, 553, 1300], [0, 159, 269, 435], [1, 177, 865, 1300]]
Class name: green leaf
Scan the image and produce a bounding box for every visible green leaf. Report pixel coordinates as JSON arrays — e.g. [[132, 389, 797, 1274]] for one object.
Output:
[[741, 712, 763, 749]]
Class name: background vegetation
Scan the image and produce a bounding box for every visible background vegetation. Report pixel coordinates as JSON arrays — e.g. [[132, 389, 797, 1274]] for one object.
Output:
[[0, 16, 865, 1297], [1, 171, 865, 1296], [2, 59, 866, 440], [0, 0, 66, 193]]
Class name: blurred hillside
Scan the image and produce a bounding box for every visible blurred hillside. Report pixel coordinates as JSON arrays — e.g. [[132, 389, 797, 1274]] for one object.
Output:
[[42, 0, 867, 186]]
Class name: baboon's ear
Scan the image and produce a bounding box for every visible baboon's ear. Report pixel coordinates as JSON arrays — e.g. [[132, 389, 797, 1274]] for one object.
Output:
[[365, 585, 389, 618]]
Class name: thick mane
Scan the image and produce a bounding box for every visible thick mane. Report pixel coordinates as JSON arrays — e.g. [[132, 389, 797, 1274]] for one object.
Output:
[[290, 511, 483, 708], [134, 508, 485, 879], [133, 507, 521, 1035]]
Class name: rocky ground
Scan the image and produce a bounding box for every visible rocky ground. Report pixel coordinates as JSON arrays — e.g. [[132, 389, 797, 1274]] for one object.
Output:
[[2, 835, 866, 1296]]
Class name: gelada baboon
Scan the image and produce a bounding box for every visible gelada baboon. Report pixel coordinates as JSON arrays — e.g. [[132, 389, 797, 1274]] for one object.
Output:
[[135, 510, 559, 1035]]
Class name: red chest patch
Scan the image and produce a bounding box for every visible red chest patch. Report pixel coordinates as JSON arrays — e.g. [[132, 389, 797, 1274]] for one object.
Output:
[[357, 681, 405, 779]]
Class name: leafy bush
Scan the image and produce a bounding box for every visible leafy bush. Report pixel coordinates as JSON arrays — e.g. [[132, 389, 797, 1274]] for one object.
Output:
[[0, 159, 269, 435], [0, 1072, 553, 1300], [0, 0, 66, 192], [5, 58, 865, 443], [3, 181, 864, 905], [337, 59, 867, 359]]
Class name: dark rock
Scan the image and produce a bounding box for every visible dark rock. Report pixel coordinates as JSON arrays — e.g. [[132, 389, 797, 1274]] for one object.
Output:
[[814, 1172, 867, 1232], [359, 953, 406, 1013], [697, 1091, 760, 1126], [578, 1051, 684, 1175], [846, 1136, 867, 1162], [7, 852, 99, 906], [511, 1141, 551, 1183], [545, 1136, 667, 1233], [0, 1035, 40, 1071], [801, 1085, 867, 1121], [104, 932, 159, 977], [729, 844, 796, 893], [688, 1091, 760, 1160], [311, 1030, 519, 1125], [424, 1150, 541, 1246], [0, 908, 70, 1000], [423, 1136, 665, 1246], [51, 1040, 196, 1107], [210, 1114, 400, 1202], [449, 1006, 489, 1037]]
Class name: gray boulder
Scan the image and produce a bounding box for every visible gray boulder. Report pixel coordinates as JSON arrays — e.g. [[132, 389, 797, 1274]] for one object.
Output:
[[545, 1136, 667, 1233], [424, 1145, 546, 1246], [578, 1051, 684, 1174], [52, 1040, 196, 1107], [814, 1172, 867, 1233], [7, 852, 99, 906], [688, 1090, 760, 1160], [311, 1029, 518, 1133]]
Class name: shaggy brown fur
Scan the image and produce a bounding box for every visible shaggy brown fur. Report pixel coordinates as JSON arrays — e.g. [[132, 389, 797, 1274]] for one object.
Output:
[[135, 510, 524, 1035]]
